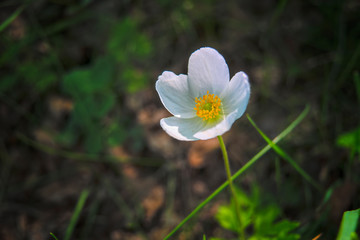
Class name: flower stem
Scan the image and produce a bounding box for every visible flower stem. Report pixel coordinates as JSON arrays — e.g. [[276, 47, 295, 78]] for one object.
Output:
[[217, 135, 245, 240]]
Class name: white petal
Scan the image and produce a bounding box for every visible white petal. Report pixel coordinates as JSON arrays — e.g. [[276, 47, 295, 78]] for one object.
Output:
[[193, 111, 240, 140], [220, 71, 250, 119], [160, 112, 241, 141], [188, 47, 230, 97], [160, 116, 207, 141], [156, 71, 196, 118]]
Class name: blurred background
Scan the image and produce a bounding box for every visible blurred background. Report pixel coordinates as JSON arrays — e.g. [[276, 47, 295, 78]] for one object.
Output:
[[0, 0, 359, 239]]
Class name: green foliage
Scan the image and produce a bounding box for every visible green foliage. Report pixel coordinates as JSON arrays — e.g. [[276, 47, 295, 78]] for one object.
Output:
[[0, 56, 58, 94], [107, 18, 152, 93], [337, 127, 360, 154], [107, 18, 151, 64], [60, 55, 146, 154], [336, 209, 360, 240], [57, 17, 151, 154], [19, 59, 58, 93], [213, 186, 300, 240], [60, 56, 117, 154], [120, 66, 148, 93]]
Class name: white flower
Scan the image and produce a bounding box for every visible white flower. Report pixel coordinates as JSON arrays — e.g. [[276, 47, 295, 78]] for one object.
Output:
[[156, 47, 250, 141]]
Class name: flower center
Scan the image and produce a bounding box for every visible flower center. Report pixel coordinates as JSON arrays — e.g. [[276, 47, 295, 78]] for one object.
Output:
[[194, 91, 222, 121]]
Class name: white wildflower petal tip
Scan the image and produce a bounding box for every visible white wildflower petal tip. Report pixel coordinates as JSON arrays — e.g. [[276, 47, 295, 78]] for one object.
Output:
[[156, 71, 196, 118], [156, 47, 250, 141], [188, 47, 230, 96], [160, 117, 206, 141], [220, 71, 250, 118]]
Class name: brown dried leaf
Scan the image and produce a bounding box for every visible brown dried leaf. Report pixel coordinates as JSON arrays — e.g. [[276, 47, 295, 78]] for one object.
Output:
[[33, 129, 55, 145], [188, 138, 219, 168], [108, 146, 130, 161], [8, 17, 26, 40], [122, 164, 138, 180], [192, 180, 208, 196], [141, 185, 165, 221], [48, 96, 73, 117], [137, 106, 168, 127]]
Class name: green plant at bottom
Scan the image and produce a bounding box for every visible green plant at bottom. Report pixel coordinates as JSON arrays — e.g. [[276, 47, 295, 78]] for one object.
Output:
[[336, 208, 360, 240], [212, 185, 300, 240]]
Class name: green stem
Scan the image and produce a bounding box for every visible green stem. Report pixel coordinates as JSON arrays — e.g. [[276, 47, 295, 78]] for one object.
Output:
[[217, 135, 245, 240], [162, 106, 309, 240]]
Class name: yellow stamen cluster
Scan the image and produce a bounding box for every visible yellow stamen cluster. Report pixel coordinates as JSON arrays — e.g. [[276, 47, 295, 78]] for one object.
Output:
[[194, 91, 222, 121]]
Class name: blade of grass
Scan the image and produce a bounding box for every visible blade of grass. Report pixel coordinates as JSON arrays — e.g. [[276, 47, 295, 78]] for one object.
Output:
[[336, 43, 360, 90], [64, 189, 90, 240], [0, 5, 24, 33], [246, 113, 322, 191], [163, 106, 309, 240], [336, 208, 360, 240], [50, 232, 59, 240], [80, 191, 102, 240]]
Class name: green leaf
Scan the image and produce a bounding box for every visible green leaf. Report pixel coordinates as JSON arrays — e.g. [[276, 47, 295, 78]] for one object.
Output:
[[121, 67, 148, 93], [72, 97, 93, 127], [63, 57, 115, 96], [107, 123, 127, 146], [272, 220, 300, 238], [336, 209, 360, 240], [17, 61, 57, 93], [107, 17, 152, 64], [85, 128, 103, 154], [215, 205, 239, 233], [337, 127, 360, 153], [91, 93, 116, 118], [90, 56, 115, 90], [351, 232, 359, 240], [63, 68, 92, 95], [254, 205, 282, 233], [215, 185, 300, 239]]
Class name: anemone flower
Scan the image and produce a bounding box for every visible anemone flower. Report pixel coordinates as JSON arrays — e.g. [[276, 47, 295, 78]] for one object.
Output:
[[156, 47, 250, 141]]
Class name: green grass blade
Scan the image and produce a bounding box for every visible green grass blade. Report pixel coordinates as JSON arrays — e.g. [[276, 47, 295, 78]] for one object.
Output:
[[64, 189, 90, 240], [0, 6, 24, 33], [50, 232, 59, 240], [246, 113, 322, 191], [162, 106, 309, 240], [336, 209, 360, 240], [80, 192, 102, 240]]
